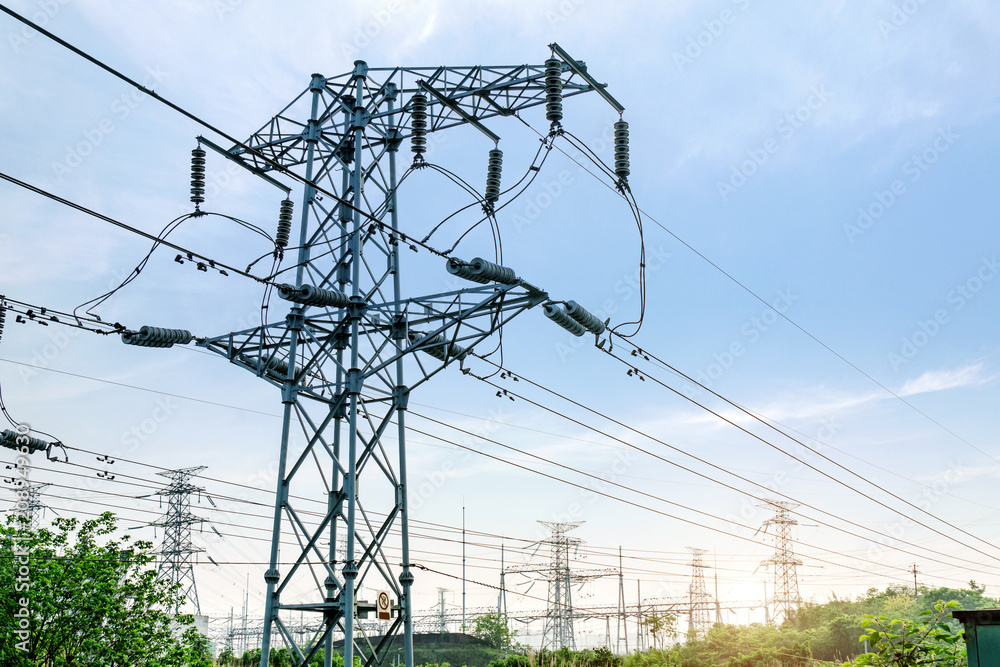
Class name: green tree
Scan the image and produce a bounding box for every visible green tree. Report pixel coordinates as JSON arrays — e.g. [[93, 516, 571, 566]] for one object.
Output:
[[845, 600, 966, 667], [0, 511, 210, 667], [472, 612, 518, 651], [641, 613, 676, 650]]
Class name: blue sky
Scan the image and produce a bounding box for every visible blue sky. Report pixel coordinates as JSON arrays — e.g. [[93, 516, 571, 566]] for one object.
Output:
[[2, 0, 1000, 647]]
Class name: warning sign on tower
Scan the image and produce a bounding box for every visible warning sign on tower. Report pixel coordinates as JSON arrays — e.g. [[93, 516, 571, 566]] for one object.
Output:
[[377, 590, 391, 620]]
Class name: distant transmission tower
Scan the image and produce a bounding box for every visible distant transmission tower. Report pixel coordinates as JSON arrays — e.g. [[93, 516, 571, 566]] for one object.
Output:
[[758, 502, 802, 622], [145, 466, 209, 614], [506, 521, 616, 650], [6, 480, 52, 530], [686, 547, 713, 633]]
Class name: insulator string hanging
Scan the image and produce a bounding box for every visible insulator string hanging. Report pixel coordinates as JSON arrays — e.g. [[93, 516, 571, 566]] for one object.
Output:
[[0, 305, 6, 345], [545, 57, 564, 125], [485, 148, 503, 204], [613, 120, 630, 183], [410, 93, 428, 159], [276, 198, 293, 250], [190, 146, 206, 209]]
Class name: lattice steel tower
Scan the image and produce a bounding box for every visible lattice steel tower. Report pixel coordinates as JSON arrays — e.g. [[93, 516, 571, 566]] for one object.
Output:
[[159, 44, 628, 667], [145, 466, 208, 614], [506, 521, 616, 650], [686, 547, 713, 633], [10, 480, 51, 531], [758, 502, 802, 623]]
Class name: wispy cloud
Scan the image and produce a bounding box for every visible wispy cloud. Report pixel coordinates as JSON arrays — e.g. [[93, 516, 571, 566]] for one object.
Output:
[[900, 363, 992, 396]]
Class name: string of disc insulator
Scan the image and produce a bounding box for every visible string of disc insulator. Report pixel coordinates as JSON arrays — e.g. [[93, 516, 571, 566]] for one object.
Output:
[[410, 94, 428, 157], [0, 429, 52, 454], [190, 146, 206, 209], [565, 300, 606, 334], [544, 301, 604, 337], [0, 305, 5, 344], [545, 57, 564, 124], [485, 148, 503, 204], [121, 326, 193, 348], [614, 120, 630, 182], [275, 198, 293, 249], [446, 257, 518, 284], [277, 283, 350, 308], [408, 331, 468, 362]]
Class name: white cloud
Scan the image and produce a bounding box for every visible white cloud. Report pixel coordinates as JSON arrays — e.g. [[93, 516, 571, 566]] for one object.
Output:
[[900, 363, 991, 396]]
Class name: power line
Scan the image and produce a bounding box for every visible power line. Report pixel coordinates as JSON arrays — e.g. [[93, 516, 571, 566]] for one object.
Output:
[[602, 340, 1000, 558], [0, 172, 266, 284], [455, 366, 1000, 576], [515, 113, 998, 471]]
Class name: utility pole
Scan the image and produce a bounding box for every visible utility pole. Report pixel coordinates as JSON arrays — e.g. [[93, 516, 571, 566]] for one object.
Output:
[[758, 501, 802, 624], [911, 564, 919, 597], [144, 466, 209, 614], [636, 580, 643, 652], [120, 44, 627, 667], [462, 505, 466, 632], [617, 546, 628, 654]]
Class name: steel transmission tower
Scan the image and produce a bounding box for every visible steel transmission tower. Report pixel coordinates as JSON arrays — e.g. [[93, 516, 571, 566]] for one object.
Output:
[[7, 480, 51, 530], [758, 502, 802, 623], [169, 45, 628, 667], [506, 521, 616, 650], [145, 466, 209, 614], [686, 547, 713, 634]]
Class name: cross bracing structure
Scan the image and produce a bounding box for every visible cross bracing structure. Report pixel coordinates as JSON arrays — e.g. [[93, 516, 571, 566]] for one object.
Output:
[[186, 45, 625, 667], [758, 501, 803, 623], [686, 547, 714, 633], [144, 466, 209, 615], [504, 522, 618, 650]]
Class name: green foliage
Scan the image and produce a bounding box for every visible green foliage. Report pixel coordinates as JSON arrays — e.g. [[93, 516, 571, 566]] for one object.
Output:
[[642, 614, 676, 650], [489, 646, 622, 667], [845, 600, 966, 667], [473, 612, 519, 651], [0, 511, 210, 667]]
